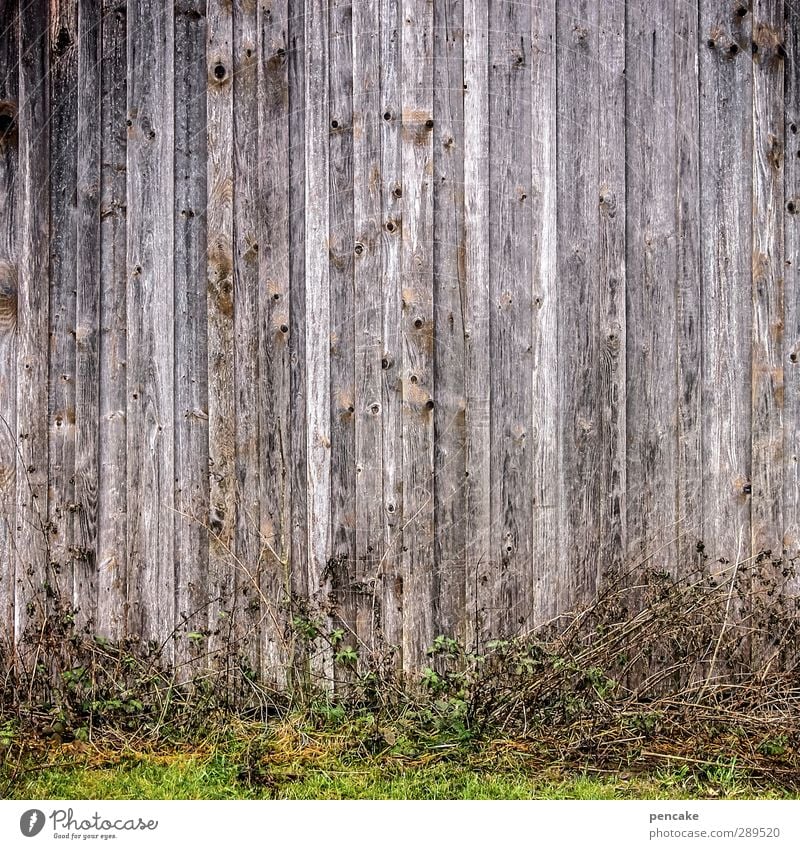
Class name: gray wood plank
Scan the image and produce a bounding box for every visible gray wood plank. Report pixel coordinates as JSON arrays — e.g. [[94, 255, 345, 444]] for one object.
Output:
[[96, 0, 128, 640], [751, 0, 785, 567], [699, 1, 753, 573], [287, 0, 310, 677], [328, 0, 358, 673], [174, 0, 209, 674], [15, 0, 50, 646], [785, 0, 800, 572], [73, 0, 102, 636], [401, 0, 435, 668], [596, 0, 626, 587], [126, 0, 175, 653], [48, 0, 79, 619], [206, 0, 236, 670], [233, 0, 262, 680], [0, 0, 18, 651], [675, 0, 703, 578], [95, 0, 128, 640], [258, 0, 291, 684], [556, 1, 625, 610], [352, 0, 383, 651], [378, 0, 404, 661], [305, 0, 334, 685], [432, 0, 466, 643], [626, 0, 679, 579], [530, 0, 558, 623], [488, 0, 534, 636], [462, 0, 489, 650]]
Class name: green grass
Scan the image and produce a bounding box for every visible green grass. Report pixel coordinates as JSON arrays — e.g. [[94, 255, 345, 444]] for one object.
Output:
[[2, 723, 794, 800]]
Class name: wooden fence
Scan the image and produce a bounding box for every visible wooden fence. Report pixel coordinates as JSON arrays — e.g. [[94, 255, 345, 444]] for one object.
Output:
[[0, 0, 798, 679]]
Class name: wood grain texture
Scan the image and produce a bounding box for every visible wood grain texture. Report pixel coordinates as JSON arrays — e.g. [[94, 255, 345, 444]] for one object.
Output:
[[3, 0, 800, 680], [258, 0, 291, 683], [489, 0, 533, 636], [378, 0, 404, 660], [174, 0, 209, 670], [206, 0, 236, 665], [328, 0, 358, 670], [751, 0, 785, 567], [699, 0, 753, 574], [73, 0, 102, 634], [233, 0, 262, 676], [15, 0, 50, 643], [785, 0, 800, 569], [556, 1, 625, 606], [530, 0, 558, 622], [304, 0, 334, 684], [126, 0, 175, 651], [432, 0, 466, 643], [0, 0, 18, 649], [401, 0, 435, 669], [462, 0, 489, 649], [674, 0, 703, 578], [48, 0, 79, 616], [96, 0, 128, 639], [287, 0, 309, 675], [626, 0, 678, 576], [352, 0, 383, 649]]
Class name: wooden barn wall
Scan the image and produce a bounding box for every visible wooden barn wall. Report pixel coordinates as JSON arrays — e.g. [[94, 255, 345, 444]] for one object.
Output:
[[0, 0, 797, 679]]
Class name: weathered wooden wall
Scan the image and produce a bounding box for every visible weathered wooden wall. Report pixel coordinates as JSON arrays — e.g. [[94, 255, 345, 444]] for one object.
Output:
[[0, 0, 798, 679]]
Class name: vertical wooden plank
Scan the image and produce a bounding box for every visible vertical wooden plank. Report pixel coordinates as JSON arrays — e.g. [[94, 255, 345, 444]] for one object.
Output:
[[530, 0, 558, 622], [675, 0, 703, 578], [462, 0, 489, 650], [699, 2, 753, 572], [0, 0, 18, 651], [626, 3, 680, 577], [598, 0, 626, 584], [352, 0, 383, 648], [206, 0, 236, 667], [328, 0, 357, 665], [15, 0, 50, 644], [96, 0, 128, 640], [305, 0, 333, 683], [258, 0, 291, 683], [287, 0, 309, 675], [73, 0, 102, 635], [379, 0, 404, 659], [48, 0, 79, 615], [233, 0, 262, 678], [174, 0, 209, 671], [126, 0, 175, 652], [556, 1, 625, 610], [488, 0, 533, 636], [785, 0, 800, 569], [432, 0, 466, 643], [751, 0, 785, 569], [401, 0, 435, 668]]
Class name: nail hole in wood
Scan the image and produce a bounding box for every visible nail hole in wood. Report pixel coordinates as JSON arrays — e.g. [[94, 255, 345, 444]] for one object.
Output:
[[790, 352, 798, 363], [383, 110, 392, 121], [410, 374, 418, 384], [331, 119, 339, 129], [214, 63, 226, 80], [413, 317, 423, 329], [386, 221, 396, 232], [425, 399, 434, 410], [729, 43, 739, 56], [280, 324, 289, 333], [425, 119, 434, 129], [788, 201, 797, 214]]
